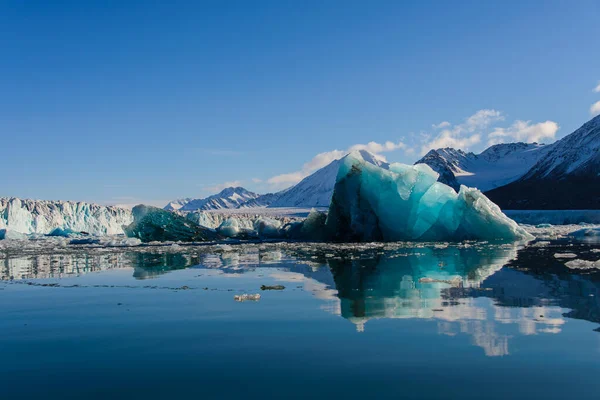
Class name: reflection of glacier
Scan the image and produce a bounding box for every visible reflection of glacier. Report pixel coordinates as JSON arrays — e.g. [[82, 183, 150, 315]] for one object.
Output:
[[2, 242, 599, 356]]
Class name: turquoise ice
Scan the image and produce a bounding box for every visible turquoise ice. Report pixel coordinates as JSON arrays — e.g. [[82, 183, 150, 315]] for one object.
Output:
[[325, 151, 533, 242]]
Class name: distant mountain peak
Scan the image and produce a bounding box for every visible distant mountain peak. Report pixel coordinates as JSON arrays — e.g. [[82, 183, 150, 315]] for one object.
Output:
[[164, 186, 261, 211], [416, 141, 550, 192]]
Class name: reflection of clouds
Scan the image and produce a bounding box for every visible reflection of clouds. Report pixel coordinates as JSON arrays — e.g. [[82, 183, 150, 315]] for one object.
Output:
[[310, 243, 578, 357]]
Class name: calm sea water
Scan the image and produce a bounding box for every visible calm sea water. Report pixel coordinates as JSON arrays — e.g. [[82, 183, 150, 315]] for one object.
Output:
[[1, 239, 599, 399]]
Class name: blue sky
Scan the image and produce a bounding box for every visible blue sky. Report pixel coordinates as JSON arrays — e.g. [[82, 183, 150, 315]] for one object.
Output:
[[2, 0, 600, 206]]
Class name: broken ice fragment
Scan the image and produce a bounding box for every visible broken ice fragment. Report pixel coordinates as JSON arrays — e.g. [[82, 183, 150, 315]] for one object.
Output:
[[123, 205, 220, 242], [234, 293, 261, 302]]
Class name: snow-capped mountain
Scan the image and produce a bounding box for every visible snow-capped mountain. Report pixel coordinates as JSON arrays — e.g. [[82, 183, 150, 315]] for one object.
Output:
[[238, 192, 282, 208], [164, 198, 192, 211], [170, 187, 261, 211], [0, 197, 132, 235], [416, 143, 549, 192], [486, 114, 600, 209], [268, 150, 390, 208]]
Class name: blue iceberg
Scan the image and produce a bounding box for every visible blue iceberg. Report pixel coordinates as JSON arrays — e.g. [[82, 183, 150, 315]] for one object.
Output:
[[325, 151, 533, 242], [124, 205, 220, 242]]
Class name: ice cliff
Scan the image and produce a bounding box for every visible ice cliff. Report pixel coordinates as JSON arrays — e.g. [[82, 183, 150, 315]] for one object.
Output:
[[0, 197, 133, 235], [325, 151, 533, 242]]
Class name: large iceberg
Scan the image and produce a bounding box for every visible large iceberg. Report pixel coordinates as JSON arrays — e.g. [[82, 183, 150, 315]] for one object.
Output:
[[124, 205, 220, 242], [325, 151, 533, 242]]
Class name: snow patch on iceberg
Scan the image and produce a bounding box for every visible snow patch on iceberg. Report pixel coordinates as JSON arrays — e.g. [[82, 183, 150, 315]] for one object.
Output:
[[325, 151, 534, 242]]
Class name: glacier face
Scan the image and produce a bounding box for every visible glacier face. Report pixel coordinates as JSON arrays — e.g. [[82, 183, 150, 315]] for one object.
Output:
[[0, 197, 133, 235], [325, 151, 533, 242]]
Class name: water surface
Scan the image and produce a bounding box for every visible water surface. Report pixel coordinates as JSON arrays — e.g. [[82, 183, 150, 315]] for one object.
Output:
[[1, 239, 599, 399]]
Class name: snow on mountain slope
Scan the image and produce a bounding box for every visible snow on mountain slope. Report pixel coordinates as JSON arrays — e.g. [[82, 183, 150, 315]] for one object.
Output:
[[174, 187, 261, 211], [416, 143, 549, 192], [237, 192, 282, 208], [164, 198, 192, 211], [486, 115, 600, 209], [0, 197, 133, 235], [519, 114, 600, 180], [269, 150, 389, 208]]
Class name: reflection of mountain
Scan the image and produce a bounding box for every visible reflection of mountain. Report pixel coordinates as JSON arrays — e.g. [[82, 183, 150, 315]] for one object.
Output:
[[3, 241, 600, 357], [316, 243, 600, 356]]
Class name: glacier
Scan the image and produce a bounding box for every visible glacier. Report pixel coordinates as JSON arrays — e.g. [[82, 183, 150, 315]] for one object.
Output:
[[325, 151, 534, 242], [0, 197, 132, 235]]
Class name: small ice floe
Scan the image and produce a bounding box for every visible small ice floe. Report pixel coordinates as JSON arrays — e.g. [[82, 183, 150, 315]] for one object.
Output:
[[554, 253, 578, 259], [564, 259, 600, 270], [531, 241, 551, 247], [234, 293, 261, 302]]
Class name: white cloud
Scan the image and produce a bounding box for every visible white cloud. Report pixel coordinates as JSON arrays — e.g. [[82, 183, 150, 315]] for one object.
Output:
[[488, 120, 559, 145], [203, 180, 242, 193], [421, 109, 503, 154], [422, 131, 481, 154], [267, 141, 408, 189], [464, 109, 504, 131], [591, 101, 600, 116], [594, 82, 600, 93], [432, 121, 451, 129]]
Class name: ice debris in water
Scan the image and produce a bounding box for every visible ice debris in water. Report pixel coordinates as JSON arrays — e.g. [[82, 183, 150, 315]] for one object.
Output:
[[124, 205, 220, 242], [234, 293, 261, 302], [568, 228, 600, 243], [325, 151, 534, 242], [554, 253, 578, 259], [564, 259, 600, 270]]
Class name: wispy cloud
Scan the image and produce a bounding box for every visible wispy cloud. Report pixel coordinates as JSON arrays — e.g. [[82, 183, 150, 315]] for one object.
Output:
[[267, 140, 410, 189], [421, 109, 503, 155], [488, 120, 559, 145], [432, 121, 451, 129], [420, 109, 559, 154], [591, 101, 600, 116], [594, 82, 600, 93]]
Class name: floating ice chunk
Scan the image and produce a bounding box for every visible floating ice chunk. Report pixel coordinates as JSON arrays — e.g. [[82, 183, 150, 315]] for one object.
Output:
[[124, 205, 220, 242], [325, 151, 534, 242], [281, 209, 327, 241], [234, 293, 261, 302], [253, 217, 282, 238], [217, 218, 259, 239], [47, 227, 78, 237], [568, 228, 600, 243], [531, 241, 551, 247], [564, 259, 600, 270], [217, 218, 241, 237], [0, 229, 27, 240], [554, 253, 578, 259], [300, 209, 327, 241]]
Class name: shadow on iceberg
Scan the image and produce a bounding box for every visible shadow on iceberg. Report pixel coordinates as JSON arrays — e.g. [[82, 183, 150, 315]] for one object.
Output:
[[325, 151, 533, 242]]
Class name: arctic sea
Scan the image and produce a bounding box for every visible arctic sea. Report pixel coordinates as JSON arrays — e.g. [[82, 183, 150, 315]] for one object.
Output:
[[1, 238, 599, 399]]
